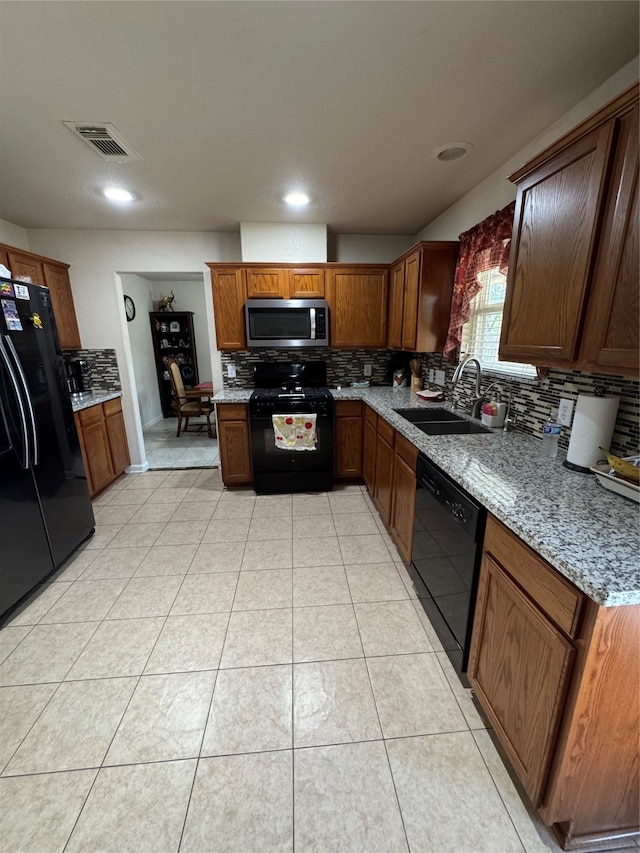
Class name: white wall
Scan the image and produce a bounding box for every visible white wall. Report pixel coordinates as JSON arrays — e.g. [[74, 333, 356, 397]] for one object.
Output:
[[150, 278, 212, 383], [0, 218, 29, 251], [25, 229, 241, 468], [416, 57, 639, 240], [333, 234, 414, 263], [241, 222, 327, 262], [120, 274, 160, 430]]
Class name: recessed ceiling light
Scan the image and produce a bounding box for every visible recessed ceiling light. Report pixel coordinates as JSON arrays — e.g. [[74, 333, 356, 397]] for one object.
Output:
[[103, 186, 135, 202], [432, 141, 475, 162], [283, 192, 310, 206]]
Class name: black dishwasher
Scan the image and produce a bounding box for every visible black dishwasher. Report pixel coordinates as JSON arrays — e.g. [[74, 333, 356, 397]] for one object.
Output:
[[410, 453, 486, 682]]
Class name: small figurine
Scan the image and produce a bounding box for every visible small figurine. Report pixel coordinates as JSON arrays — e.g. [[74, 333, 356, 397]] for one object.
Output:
[[157, 291, 176, 312]]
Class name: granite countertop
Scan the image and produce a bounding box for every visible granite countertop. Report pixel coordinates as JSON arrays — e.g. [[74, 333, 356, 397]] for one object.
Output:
[[214, 386, 639, 606], [70, 390, 122, 413]]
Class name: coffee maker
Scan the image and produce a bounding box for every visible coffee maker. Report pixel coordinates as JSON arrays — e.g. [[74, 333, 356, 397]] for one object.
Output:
[[66, 359, 91, 396]]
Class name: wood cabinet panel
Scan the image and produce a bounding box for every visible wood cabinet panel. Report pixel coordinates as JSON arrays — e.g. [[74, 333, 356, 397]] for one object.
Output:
[[390, 452, 416, 562], [287, 269, 325, 298], [373, 430, 394, 524], [501, 124, 613, 366], [75, 411, 113, 495], [7, 252, 45, 285], [580, 102, 639, 376], [245, 268, 286, 298], [326, 268, 388, 347], [401, 249, 421, 350], [105, 406, 131, 475], [334, 401, 363, 480], [209, 267, 247, 350], [42, 263, 81, 349], [217, 404, 252, 487], [387, 261, 405, 349], [362, 409, 377, 493], [469, 553, 575, 806]]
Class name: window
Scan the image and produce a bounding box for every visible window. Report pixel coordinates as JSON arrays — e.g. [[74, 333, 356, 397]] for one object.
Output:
[[460, 267, 536, 379]]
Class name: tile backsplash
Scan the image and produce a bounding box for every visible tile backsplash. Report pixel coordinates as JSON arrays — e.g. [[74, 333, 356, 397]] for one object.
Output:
[[63, 348, 121, 394], [220, 348, 638, 458]]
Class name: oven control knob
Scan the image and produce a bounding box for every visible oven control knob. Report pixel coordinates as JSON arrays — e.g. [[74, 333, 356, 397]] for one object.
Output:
[[451, 504, 466, 524]]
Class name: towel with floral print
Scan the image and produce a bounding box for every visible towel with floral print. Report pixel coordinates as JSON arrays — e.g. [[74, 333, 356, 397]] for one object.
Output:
[[272, 414, 317, 451]]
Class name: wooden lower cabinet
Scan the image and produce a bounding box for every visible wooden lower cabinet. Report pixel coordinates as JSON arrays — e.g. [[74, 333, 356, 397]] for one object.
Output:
[[75, 398, 130, 497], [469, 515, 640, 850], [334, 401, 363, 480], [217, 404, 252, 487], [373, 419, 394, 524], [362, 405, 377, 492], [390, 435, 417, 562]]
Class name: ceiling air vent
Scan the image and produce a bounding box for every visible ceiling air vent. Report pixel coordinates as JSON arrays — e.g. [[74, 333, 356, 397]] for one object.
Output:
[[63, 122, 142, 161]]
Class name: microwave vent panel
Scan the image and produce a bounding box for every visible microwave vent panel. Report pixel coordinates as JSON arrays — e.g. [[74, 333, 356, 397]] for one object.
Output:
[[63, 122, 142, 161]]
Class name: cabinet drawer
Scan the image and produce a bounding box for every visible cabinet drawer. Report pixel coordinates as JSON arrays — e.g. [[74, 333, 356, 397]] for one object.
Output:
[[217, 403, 248, 421], [77, 404, 104, 427], [365, 405, 377, 429], [377, 417, 395, 446], [395, 433, 417, 468], [484, 516, 584, 638], [335, 400, 362, 417], [103, 397, 122, 417]]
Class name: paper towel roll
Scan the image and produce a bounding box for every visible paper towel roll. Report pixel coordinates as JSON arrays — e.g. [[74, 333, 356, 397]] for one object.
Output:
[[566, 393, 619, 471]]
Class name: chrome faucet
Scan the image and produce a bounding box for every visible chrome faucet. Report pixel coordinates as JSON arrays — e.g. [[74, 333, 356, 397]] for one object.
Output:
[[451, 356, 484, 419]]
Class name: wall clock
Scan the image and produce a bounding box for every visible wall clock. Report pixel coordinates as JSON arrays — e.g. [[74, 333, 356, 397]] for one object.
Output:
[[124, 294, 136, 322]]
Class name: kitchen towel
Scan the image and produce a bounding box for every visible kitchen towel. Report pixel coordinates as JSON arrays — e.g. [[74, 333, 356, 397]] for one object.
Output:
[[272, 414, 317, 451], [566, 393, 619, 471]]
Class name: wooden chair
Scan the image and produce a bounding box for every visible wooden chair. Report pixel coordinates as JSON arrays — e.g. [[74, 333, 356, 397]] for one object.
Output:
[[163, 356, 214, 438]]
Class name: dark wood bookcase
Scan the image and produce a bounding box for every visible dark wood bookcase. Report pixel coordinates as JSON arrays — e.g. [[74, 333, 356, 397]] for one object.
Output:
[[149, 312, 200, 417]]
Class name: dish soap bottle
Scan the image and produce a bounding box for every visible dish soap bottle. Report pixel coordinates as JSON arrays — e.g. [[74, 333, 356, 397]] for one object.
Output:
[[539, 408, 561, 458]]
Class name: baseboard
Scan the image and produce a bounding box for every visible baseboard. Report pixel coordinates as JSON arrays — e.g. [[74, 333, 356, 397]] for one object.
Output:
[[142, 414, 164, 430], [126, 462, 150, 473]]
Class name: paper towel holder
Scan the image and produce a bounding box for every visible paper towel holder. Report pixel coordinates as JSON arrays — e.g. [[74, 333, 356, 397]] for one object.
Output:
[[562, 385, 616, 475]]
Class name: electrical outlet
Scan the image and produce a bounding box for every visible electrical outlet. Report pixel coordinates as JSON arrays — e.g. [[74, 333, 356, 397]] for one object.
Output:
[[558, 398, 574, 426], [363, 363, 372, 377], [428, 368, 436, 383], [434, 369, 446, 386], [227, 363, 236, 378]]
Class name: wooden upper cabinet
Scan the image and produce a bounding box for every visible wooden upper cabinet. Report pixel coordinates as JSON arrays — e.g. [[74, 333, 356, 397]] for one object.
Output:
[[580, 101, 639, 377], [287, 268, 325, 299], [387, 243, 458, 353], [326, 267, 388, 347], [245, 267, 286, 298], [42, 262, 81, 349], [7, 251, 45, 286], [209, 266, 247, 350], [500, 83, 639, 375]]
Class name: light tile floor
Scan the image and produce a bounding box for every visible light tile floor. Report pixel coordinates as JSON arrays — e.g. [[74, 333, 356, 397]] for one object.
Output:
[[1, 471, 637, 852], [143, 418, 219, 469]]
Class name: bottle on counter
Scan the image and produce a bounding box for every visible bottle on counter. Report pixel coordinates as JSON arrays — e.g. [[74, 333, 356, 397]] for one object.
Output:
[[539, 408, 561, 458]]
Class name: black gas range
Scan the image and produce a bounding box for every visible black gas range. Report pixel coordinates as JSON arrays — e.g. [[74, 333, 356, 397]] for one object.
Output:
[[249, 362, 334, 494]]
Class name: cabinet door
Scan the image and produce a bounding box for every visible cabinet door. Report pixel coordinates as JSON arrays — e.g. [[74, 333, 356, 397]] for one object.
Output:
[[387, 261, 405, 349], [334, 402, 363, 479], [217, 408, 252, 486], [105, 400, 130, 475], [210, 268, 247, 350], [580, 103, 639, 377], [326, 268, 388, 347], [468, 554, 575, 806], [373, 433, 394, 524], [42, 262, 81, 349], [77, 410, 114, 496], [500, 123, 614, 367], [245, 268, 286, 298], [287, 269, 325, 298], [401, 249, 421, 350], [390, 451, 416, 563], [362, 407, 377, 493], [7, 252, 45, 285]]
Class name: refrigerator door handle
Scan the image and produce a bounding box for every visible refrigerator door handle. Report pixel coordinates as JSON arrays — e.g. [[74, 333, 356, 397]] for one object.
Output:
[[5, 337, 39, 466], [0, 336, 30, 469]]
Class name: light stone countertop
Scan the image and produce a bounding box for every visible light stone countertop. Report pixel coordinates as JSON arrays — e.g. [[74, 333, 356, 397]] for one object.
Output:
[[214, 385, 640, 606], [70, 390, 122, 413]]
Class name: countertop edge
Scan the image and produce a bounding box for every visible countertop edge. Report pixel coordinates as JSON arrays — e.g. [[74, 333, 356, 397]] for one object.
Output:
[[71, 390, 122, 413]]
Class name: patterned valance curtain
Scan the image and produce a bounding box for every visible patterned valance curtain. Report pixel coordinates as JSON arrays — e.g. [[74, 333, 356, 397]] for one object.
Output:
[[443, 201, 516, 361]]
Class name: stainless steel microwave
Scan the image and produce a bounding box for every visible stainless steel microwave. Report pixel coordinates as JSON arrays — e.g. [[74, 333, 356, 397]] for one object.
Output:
[[244, 299, 329, 348]]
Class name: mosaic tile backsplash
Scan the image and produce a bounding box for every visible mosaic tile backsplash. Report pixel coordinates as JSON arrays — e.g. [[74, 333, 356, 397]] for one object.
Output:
[[221, 348, 638, 457], [63, 349, 121, 394]]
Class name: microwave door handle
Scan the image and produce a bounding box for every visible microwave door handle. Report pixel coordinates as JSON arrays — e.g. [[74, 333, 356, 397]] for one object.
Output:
[[4, 337, 38, 466], [0, 336, 30, 469], [310, 308, 316, 340]]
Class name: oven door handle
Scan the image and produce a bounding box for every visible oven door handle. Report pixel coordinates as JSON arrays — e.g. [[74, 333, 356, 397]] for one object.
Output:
[[309, 308, 316, 340]]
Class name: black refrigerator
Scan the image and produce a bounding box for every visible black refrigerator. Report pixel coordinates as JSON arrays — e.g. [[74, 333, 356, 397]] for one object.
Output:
[[0, 278, 94, 625]]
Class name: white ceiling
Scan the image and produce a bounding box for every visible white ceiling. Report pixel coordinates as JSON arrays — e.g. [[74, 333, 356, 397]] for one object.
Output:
[[0, 1, 638, 236]]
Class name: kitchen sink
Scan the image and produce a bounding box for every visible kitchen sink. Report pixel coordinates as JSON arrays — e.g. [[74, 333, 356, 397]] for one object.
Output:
[[393, 407, 491, 435]]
